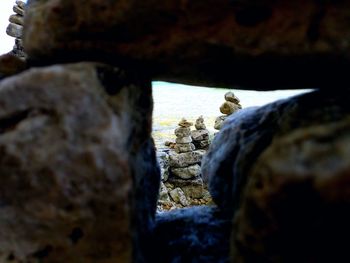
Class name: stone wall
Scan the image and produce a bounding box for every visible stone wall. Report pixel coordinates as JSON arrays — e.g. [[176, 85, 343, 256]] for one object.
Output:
[[0, 1, 349, 262]]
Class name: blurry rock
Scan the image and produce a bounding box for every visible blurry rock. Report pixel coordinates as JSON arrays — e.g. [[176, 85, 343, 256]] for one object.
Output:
[[169, 188, 189, 206], [0, 62, 159, 263], [0, 53, 27, 80], [220, 101, 241, 115], [13, 4, 24, 16], [225, 92, 240, 104], [174, 127, 191, 137], [16, 0, 26, 9], [168, 177, 204, 199], [171, 164, 201, 180], [169, 150, 205, 168], [195, 115, 206, 130], [175, 136, 192, 144], [214, 115, 227, 130], [191, 129, 209, 141], [159, 182, 170, 203], [178, 118, 193, 128], [6, 23, 22, 38], [174, 142, 195, 153], [9, 14, 24, 26]]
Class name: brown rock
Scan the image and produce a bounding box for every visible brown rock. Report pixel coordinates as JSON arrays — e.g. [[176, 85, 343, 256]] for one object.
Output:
[[174, 126, 191, 138], [220, 101, 241, 115], [0, 63, 159, 262], [178, 118, 193, 128], [174, 142, 195, 153], [232, 119, 350, 263], [169, 150, 205, 168], [0, 53, 27, 80], [16, 0, 26, 10], [13, 5, 24, 16], [224, 92, 240, 104], [23, 0, 350, 90], [9, 14, 24, 26], [6, 23, 23, 38], [175, 136, 192, 144]]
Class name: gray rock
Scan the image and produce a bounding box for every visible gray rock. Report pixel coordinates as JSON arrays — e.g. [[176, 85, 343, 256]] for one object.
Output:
[[214, 115, 227, 130], [174, 142, 195, 153], [175, 136, 192, 144], [13, 5, 24, 16], [171, 164, 201, 180], [9, 14, 24, 26], [195, 115, 206, 130], [224, 91, 240, 104], [6, 23, 23, 38], [168, 177, 204, 199], [191, 129, 209, 141], [169, 150, 205, 168], [16, 0, 26, 10], [174, 127, 191, 137], [202, 90, 350, 216], [0, 62, 160, 263], [169, 188, 189, 206], [159, 182, 170, 202], [194, 139, 210, 150]]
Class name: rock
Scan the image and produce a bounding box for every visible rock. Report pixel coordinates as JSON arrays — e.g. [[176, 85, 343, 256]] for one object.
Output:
[[24, 0, 350, 90], [191, 129, 209, 141], [0, 62, 160, 263], [16, 0, 26, 10], [202, 90, 350, 216], [13, 4, 24, 16], [9, 14, 24, 26], [159, 182, 170, 203], [178, 118, 193, 128], [171, 164, 201, 180], [157, 151, 170, 181], [11, 39, 26, 59], [168, 177, 204, 199], [174, 142, 195, 153], [6, 23, 23, 38], [220, 101, 241, 115], [193, 139, 210, 150], [169, 150, 205, 168], [195, 115, 206, 130], [148, 206, 231, 263], [0, 53, 27, 80], [214, 115, 227, 130], [175, 136, 192, 144], [174, 127, 191, 137], [169, 188, 189, 206], [232, 118, 350, 263], [224, 92, 240, 104]]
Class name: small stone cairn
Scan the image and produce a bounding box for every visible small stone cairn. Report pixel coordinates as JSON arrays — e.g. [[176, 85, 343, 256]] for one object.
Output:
[[214, 91, 242, 131], [6, 1, 26, 58], [191, 115, 210, 150]]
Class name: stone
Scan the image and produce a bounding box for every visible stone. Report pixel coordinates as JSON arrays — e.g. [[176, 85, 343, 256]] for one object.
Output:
[[178, 118, 193, 128], [174, 127, 191, 137], [169, 188, 189, 206], [175, 136, 192, 144], [6, 23, 23, 38], [232, 118, 350, 263], [202, 90, 350, 216], [174, 142, 195, 154], [24, 0, 350, 90], [156, 151, 169, 181], [0, 62, 160, 263], [148, 206, 231, 263], [220, 101, 241, 115], [195, 115, 206, 130], [158, 182, 170, 203], [0, 53, 27, 80], [214, 115, 227, 130], [191, 129, 209, 141], [169, 150, 205, 168], [9, 14, 24, 26], [171, 164, 201, 180], [16, 0, 26, 10], [193, 139, 210, 150], [168, 177, 204, 199], [13, 5, 24, 16], [224, 92, 240, 104]]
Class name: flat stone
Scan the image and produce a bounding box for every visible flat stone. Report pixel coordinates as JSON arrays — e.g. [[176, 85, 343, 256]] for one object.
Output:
[[9, 14, 24, 26], [191, 129, 209, 141], [16, 0, 26, 10], [220, 101, 241, 115], [175, 136, 192, 144], [174, 127, 191, 137], [169, 150, 205, 168], [171, 164, 201, 180], [167, 177, 204, 199], [13, 5, 24, 16], [0, 62, 159, 262], [6, 23, 23, 38], [174, 142, 195, 153]]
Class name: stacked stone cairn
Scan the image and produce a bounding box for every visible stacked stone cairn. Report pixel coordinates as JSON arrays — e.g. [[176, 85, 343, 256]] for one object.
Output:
[[6, 1, 26, 59], [214, 91, 242, 131], [191, 115, 210, 150]]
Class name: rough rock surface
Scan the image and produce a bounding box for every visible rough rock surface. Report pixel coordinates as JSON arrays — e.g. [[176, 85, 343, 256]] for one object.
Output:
[[167, 177, 204, 199], [202, 90, 350, 215], [148, 206, 231, 263], [0, 63, 160, 262], [169, 150, 205, 168], [174, 142, 195, 154], [232, 118, 350, 263], [0, 53, 27, 80], [169, 188, 189, 207], [171, 164, 201, 180], [24, 0, 350, 89]]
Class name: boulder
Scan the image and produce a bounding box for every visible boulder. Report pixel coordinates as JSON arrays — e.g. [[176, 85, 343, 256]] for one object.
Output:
[[232, 118, 350, 263], [171, 164, 201, 180], [202, 90, 350, 215], [0, 62, 160, 263], [169, 150, 205, 168], [193, 139, 210, 150], [24, 0, 350, 90], [167, 177, 204, 199], [191, 129, 209, 141]]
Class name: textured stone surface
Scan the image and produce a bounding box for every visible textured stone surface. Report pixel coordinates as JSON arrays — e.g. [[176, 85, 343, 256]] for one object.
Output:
[[220, 101, 241, 115], [169, 188, 189, 206], [24, 0, 350, 90], [9, 14, 24, 26], [6, 23, 22, 38], [191, 129, 209, 141], [174, 127, 191, 138], [148, 206, 231, 263], [214, 115, 227, 130], [169, 150, 205, 168], [168, 176, 204, 199], [175, 136, 192, 144], [232, 118, 350, 263], [171, 164, 201, 180], [174, 142, 195, 154], [202, 90, 350, 215], [0, 62, 159, 262], [0, 53, 27, 80]]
